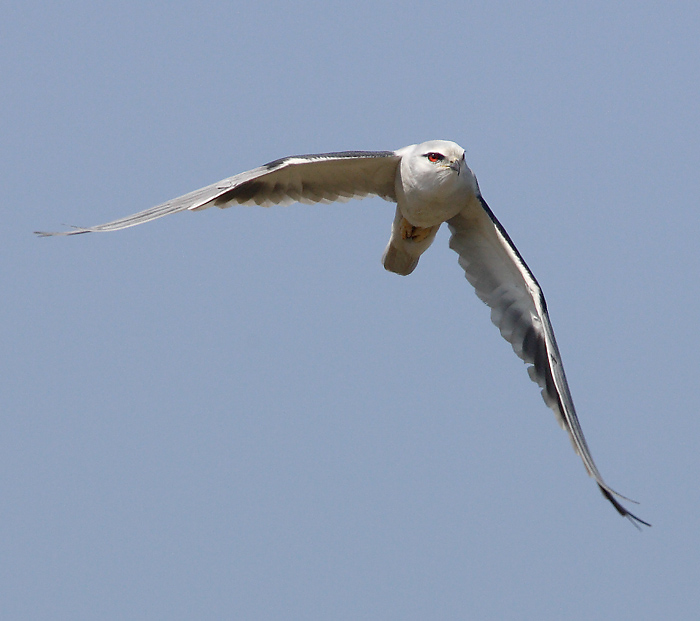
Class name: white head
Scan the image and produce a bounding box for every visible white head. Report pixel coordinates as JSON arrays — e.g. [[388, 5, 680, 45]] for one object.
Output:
[[412, 140, 465, 169], [395, 140, 477, 226], [399, 140, 473, 191]]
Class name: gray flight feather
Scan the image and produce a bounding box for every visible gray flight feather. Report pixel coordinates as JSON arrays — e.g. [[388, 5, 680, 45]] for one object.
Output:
[[448, 196, 649, 527], [36, 150, 400, 236]]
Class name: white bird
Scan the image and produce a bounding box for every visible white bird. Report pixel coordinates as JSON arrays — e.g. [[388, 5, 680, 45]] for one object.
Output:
[[37, 140, 649, 527]]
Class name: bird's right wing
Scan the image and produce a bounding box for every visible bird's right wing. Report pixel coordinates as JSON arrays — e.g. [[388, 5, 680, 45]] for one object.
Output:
[[36, 150, 401, 236]]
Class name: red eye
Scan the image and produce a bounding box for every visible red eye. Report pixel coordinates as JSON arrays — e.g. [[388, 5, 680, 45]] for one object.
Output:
[[426, 152, 443, 162]]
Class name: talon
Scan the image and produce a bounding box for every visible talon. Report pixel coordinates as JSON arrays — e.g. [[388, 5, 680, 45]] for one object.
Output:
[[400, 218, 432, 242]]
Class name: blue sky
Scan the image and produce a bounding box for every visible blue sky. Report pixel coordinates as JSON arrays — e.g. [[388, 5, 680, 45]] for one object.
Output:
[[3, 1, 700, 618]]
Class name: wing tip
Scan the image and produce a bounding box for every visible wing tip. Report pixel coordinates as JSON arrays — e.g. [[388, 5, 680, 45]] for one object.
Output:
[[598, 485, 651, 529], [34, 227, 92, 237]]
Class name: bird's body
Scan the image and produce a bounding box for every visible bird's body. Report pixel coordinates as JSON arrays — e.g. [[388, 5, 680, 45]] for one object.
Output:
[[382, 141, 476, 275], [37, 140, 648, 527]]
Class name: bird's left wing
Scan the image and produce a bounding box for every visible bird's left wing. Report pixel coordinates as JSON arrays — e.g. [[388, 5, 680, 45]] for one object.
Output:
[[447, 195, 649, 527], [36, 150, 401, 236]]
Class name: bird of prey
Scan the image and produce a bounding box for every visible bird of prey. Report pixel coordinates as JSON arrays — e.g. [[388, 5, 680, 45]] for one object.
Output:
[[37, 140, 649, 527]]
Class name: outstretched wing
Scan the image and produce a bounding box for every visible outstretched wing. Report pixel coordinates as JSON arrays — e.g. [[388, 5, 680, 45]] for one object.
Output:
[[36, 150, 401, 236], [447, 195, 649, 527]]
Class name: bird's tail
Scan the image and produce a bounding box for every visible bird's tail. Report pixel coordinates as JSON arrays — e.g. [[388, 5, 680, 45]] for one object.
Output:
[[381, 206, 441, 276]]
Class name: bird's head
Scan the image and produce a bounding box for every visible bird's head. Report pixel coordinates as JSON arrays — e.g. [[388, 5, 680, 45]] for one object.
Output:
[[393, 140, 477, 227], [418, 140, 465, 176], [398, 140, 475, 200]]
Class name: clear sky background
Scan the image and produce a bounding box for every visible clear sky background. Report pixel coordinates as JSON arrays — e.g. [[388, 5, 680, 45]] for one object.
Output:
[[3, 2, 699, 619]]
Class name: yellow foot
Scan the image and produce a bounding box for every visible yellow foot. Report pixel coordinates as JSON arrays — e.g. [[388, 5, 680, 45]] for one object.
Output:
[[400, 218, 433, 242]]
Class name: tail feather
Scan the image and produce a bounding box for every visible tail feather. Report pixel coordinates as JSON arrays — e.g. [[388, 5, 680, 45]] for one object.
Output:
[[382, 242, 420, 275]]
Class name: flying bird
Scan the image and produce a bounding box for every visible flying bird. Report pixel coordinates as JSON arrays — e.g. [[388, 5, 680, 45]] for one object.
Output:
[[37, 140, 649, 527]]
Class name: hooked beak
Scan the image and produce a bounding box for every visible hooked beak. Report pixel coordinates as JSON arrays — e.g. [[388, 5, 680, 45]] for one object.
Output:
[[448, 158, 461, 175]]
